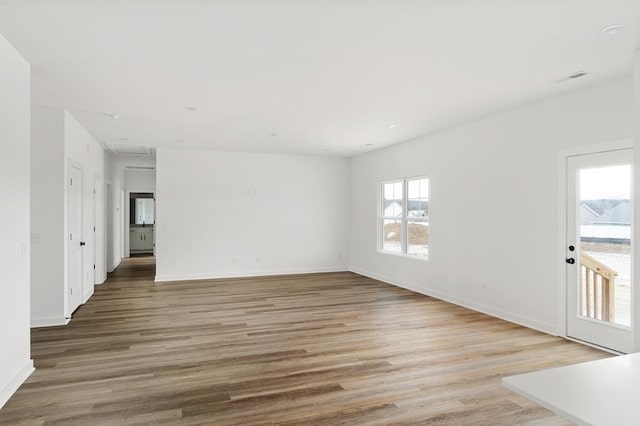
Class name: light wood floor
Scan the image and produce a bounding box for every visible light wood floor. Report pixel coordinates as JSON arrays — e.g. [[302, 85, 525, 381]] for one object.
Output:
[[0, 257, 609, 425]]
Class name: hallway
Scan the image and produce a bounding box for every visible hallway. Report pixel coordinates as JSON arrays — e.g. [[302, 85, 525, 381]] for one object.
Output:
[[108, 255, 156, 282]]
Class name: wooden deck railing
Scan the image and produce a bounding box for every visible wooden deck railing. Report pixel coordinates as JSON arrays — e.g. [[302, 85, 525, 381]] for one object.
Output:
[[580, 253, 617, 322]]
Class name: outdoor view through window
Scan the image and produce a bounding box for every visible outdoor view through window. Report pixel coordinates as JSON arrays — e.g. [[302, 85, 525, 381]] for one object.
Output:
[[381, 177, 429, 257], [580, 164, 631, 327]]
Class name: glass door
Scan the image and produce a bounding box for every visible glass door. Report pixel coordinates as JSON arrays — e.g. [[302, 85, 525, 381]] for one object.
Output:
[[566, 149, 633, 353]]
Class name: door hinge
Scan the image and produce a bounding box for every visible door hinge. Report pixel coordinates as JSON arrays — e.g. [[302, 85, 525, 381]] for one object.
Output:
[[93, 226, 96, 232], [93, 264, 96, 269], [69, 233, 72, 241], [70, 288, 73, 295], [70, 178, 73, 186]]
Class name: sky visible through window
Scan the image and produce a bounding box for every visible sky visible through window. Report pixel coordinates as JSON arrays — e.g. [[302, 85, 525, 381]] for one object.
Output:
[[580, 165, 630, 200]]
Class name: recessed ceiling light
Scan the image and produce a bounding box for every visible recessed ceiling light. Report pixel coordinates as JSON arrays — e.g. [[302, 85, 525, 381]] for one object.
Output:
[[184, 106, 198, 111], [386, 124, 397, 129], [177, 139, 185, 144], [270, 133, 278, 137], [110, 114, 119, 120], [600, 24, 624, 35], [118, 137, 128, 141]]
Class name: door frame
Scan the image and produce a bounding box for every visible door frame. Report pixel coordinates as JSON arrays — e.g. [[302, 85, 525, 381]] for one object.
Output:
[[124, 188, 155, 257], [93, 172, 105, 285], [557, 138, 635, 353], [106, 180, 115, 272]]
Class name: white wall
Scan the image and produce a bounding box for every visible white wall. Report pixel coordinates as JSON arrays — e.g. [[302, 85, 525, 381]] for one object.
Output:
[[0, 33, 33, 409], [31, 106, 65, 325], [125, 168, 156, 191], [155, 148, 350, 281], [105, 152, 124, 271], [30, 106, 107, 326], [350, 77, 634, 335]]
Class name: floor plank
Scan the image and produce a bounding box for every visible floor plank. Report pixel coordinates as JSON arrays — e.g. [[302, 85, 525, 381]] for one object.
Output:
[[0, 256, 609, 425]]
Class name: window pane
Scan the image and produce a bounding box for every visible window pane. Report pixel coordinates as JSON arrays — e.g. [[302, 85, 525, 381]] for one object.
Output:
[[407, 219, 428, 256], [382, 219, 402, 253], [408, 179, 420, 199], [579, 165, 631, 326], [407, 178, 428, 218], [383, 181, 403, 217]]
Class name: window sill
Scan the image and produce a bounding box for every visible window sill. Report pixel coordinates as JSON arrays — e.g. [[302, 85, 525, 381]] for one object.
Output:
[[378, 250, 429, 261]]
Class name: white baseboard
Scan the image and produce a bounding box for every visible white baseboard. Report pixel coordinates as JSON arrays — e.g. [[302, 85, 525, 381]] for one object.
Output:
[[31, 316, 71, 328], [0, 359, 34, 409], [154, 266, 348, 283], [349, 266, 558, 337]]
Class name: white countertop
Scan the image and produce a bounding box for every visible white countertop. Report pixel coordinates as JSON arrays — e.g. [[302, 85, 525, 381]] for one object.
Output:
[[503, 352, 640, 426]]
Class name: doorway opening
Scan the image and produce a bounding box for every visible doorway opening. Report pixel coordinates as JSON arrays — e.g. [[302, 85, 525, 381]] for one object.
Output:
[[129, 192, 155, 257]]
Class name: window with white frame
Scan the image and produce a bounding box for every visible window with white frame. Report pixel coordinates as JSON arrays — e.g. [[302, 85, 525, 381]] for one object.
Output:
[[380, 177, 429, 258]]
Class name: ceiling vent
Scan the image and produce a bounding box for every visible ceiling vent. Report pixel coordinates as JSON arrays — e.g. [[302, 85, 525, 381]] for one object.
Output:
[[567, 71, 588, 80], [558, 71, 589, 83], [113, 144, 147, 155]]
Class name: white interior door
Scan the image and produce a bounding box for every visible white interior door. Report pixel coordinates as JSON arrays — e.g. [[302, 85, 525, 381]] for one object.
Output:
[[120, 189, 125, 257], [92, 177, 97, 285], [68, 165, 84, 315], [93, 173, 102, 284], [566, 149, 633, 353], [106, 182, 114, 271]]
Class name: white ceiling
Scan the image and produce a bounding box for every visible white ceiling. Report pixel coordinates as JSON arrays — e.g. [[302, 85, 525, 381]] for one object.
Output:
[[0, 0, 638, 157]]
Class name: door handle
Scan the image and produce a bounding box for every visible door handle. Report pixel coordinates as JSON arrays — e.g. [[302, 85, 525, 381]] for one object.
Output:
[[566, 258, 575, 264], [80, 241, 86, 246]]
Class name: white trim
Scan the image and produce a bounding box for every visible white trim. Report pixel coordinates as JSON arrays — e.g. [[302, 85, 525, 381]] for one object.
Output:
[[556, 138, 634, 343], [564, 336, 624, 355], [0, 360, 34, 410], [350, 266, 558, 336], [31, 316, 71, 328], [557, 138, 633, 159], [376, 250, 429, 262], [154, 266, 348, 283], [93, 172, 104, 289], [124, 188, 155, 258], [557, 147, 568, 338], [378, 176, 429, 260], [634, 48, 640, 352]]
